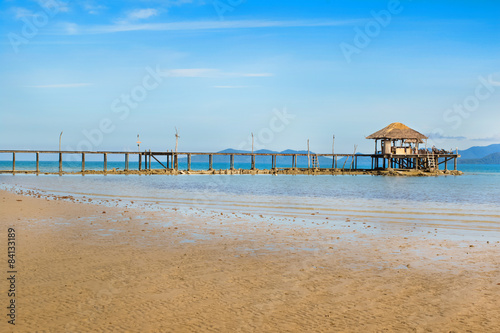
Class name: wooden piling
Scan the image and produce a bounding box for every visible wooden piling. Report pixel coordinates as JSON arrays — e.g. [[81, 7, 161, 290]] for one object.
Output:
[[36, 152, 39, 173], [272, 155, 276, 169], [104, 153, 107, 172], [82, 153, 85, 172], [187, 154, 191, 171], [139, 153, 142, 171], [148, 150, 152, 171], [454, 157, 457, 171], [125, 153, 129, 171], [59, 152, 62, 173], [251, 155, 255, 170], [12, 152, 15, 172], [209, 154, 213, 170], [174, 153, 178, 170], [230, 154, 234, 170]]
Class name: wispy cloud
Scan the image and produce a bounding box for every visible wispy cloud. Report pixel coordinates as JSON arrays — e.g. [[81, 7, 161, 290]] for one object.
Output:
[[127, 8, 159, 20], [63, 19, 359, 35], [12, 7, 34, 19], [213, 85, 254, 89], [471, 135, 500, 142], [35, 0, 70, 13], [427, 133, 467, 140], [23, 83, 91, 88], [163, 68, 273, 78]]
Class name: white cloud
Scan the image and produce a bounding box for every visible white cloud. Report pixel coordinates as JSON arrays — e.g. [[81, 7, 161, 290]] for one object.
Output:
[[35, 0, 70, 13], [73, 19, 360, 34], [24, 83, 91, 88], [162, 68, 273, 78], [12, 7, 34, 19], [127, 8, 159, 20]]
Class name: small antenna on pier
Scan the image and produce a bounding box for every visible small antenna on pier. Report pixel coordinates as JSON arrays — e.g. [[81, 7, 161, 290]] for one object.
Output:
[[59, 131, 63, 151], [136, 134, 141, 152], [332, 134, 335, 155], [251, 132, 254, 154], [175, 127, 180, 153]]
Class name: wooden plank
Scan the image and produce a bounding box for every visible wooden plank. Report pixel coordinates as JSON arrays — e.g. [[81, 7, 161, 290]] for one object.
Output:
[[151, 154, 167, 169]]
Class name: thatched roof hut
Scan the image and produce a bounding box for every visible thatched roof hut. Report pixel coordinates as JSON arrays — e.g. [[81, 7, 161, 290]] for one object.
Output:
[[366, 122, 428, 141]]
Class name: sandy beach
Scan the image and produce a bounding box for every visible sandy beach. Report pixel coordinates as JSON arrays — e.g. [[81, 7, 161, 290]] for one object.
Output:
[[1, 189, 500, 332]]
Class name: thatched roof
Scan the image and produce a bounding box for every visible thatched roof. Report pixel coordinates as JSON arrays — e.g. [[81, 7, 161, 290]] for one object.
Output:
[[366, 122, 428, 140]]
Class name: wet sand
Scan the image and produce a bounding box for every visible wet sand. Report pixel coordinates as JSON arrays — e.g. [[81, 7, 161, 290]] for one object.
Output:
[[1, 189, 499, 332]]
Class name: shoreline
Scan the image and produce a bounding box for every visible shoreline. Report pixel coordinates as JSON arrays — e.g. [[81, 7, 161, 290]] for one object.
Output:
[[0, 168, 463, 176], [1, 188, 498, 332]]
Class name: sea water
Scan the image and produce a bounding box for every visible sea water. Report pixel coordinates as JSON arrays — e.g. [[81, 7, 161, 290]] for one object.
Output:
[[1, 164, 499, 239]]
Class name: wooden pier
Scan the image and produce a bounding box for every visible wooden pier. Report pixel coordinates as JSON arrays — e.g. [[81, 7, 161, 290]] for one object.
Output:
[[0, 149, 460, 175]]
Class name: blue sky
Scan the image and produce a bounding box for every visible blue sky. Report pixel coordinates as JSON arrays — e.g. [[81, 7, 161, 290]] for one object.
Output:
[[1, 0, 500, 154]]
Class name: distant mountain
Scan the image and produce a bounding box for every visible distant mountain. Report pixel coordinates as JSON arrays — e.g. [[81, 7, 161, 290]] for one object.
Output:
[[459, 152, 500, 165], [459, 144, 500, 159]]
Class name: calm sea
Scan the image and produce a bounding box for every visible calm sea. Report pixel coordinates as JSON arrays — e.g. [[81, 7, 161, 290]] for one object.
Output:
[[1, 163, 499, 239]]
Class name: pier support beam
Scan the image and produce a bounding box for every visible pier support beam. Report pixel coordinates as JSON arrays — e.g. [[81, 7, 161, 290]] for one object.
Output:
[[36, 152, 39, 173], [139, 154, 142, 171], [209, 154, 213, 170], [174, 153, 178, 170], [104, 153, 107, 172], [148, 150, 152, 171], [125, 153, 129, 171], [82, 153, 85, 172], [454, 157, 457, 171], [187, 154, 191, 171], [251, 155, 255, 170], [12, 152, 15, 172], [414, 157, 418, 170], [272, 155, 276, 169], [59, 153, 62, 173], [444, 158, 448, 171], [230, 154, 234, 170]]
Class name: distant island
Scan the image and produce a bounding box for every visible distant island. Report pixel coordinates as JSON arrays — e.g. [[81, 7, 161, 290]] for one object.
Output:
[[458, 144, 500, 164]]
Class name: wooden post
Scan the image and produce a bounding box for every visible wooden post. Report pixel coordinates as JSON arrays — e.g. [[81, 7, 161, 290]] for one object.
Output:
[[251, 155, 255, 170], [104, 153, 107, 172], [292, 154, 296, 168], [59, 152, 62, 173], [148, 150, 152, 171], [414, 157, 418, 170], [139, 153, 142, 171], [144, 151, 147, 170], [36, 152, 39, 173], [166, 152, 170, 169], [209, 154, 213, 170], [12, 152, 15, 172], [444, 157, 448, 171], [187, 154, 191, 171], [454, 157, 457, 171], [272, 155, 276, 169], [174, 153, 178, 170], [230, 154, 234, 170], [125, 153, 129, 171], [307, 139, 310, 168], [82, 153, 85, 172]]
